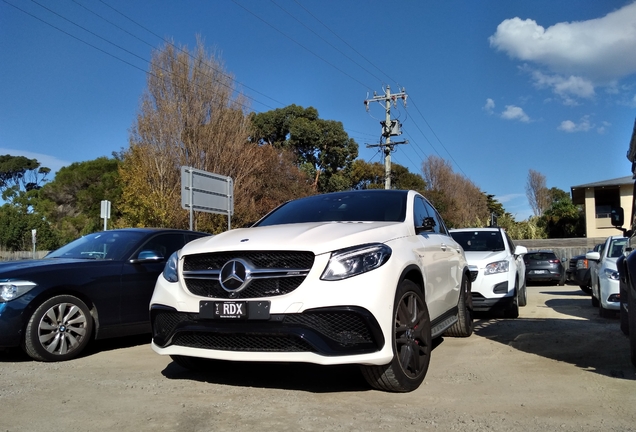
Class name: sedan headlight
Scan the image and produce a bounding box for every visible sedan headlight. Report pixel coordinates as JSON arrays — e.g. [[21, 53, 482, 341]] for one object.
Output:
[[484, 260, 509, 275], [321, 243, 392, 281], [604, 268, 620, 280], [162, 251, 179, 282], [0, 280, 37, 302]]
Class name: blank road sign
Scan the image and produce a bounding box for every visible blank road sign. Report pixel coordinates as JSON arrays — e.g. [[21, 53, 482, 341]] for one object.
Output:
[[181, 167, 233, 216]]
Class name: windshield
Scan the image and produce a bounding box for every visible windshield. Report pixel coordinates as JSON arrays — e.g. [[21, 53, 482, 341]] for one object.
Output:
[[47, 231, 145, 261], [254, 190, 408, 227], [451, 231, 505, 252]]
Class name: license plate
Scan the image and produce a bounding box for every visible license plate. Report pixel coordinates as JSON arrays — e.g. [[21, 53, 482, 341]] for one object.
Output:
[[199, 300, 270, 320], [531, 270, 548, 274]]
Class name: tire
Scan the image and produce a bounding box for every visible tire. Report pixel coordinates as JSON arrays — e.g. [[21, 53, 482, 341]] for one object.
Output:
[[599, 301, 613, 318], [503, 281, 519, 318], [518, 281, 528, 307], [170, 355, 213, 372], [628, 282, 636, 367], [591, 281, 599, 307], [445, 273, 473, 337], [23, 295, 93, 362], [620, 279, 629, 335], [360, 279, 432, 392]]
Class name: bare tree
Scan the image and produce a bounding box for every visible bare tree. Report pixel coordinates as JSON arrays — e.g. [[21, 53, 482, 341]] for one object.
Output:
[[118, 38, 311, 230], [526, 169, 550, 217], [421, 155, 489, 228]]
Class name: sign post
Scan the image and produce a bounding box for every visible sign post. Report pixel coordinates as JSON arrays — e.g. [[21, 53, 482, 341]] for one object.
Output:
[[32, 229, 37, 259], [181, 167, 234, 231], [100, 200, 111, 230]]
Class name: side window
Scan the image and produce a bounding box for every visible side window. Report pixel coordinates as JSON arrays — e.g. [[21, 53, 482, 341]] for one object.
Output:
[[413, 197, 429, 229], [136, 234, 186, 260], [422, 200, 442, 234]]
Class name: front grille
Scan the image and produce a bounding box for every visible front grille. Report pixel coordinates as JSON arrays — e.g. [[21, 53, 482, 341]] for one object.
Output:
[[173, 332, 314, 352], [283, 312, 373, 346], [182, 251, 315, 299], [184, 251, 314, 271], [185, 276, 305, 299]]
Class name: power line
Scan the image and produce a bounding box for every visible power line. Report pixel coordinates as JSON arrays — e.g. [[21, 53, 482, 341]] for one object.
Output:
[[230, 0, 372, 90]]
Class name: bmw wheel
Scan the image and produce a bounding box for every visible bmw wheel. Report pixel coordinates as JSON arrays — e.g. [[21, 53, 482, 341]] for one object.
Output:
[[360, 279, 432, 392], [23, 295, 93, 362]]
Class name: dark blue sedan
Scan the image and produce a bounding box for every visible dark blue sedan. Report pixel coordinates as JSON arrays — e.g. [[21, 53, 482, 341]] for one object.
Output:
[[0, 228, 209, 361]]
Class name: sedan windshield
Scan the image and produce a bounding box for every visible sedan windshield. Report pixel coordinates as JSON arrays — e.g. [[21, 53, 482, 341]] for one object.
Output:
[[255, 190, 408, 227], [46, 231, 145, 261]]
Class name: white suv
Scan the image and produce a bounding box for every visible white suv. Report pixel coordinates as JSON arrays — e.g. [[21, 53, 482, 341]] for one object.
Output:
[[450, 228, 527, 318], [588, 235, 627, 317], [150, 189, 473, 392]]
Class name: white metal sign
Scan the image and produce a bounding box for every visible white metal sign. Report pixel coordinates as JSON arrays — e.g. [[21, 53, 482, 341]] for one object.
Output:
[[181, 166, 233, 230]]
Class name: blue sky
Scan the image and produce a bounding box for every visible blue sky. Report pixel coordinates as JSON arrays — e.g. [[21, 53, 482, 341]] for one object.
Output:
[[2, 0, 636, 221]]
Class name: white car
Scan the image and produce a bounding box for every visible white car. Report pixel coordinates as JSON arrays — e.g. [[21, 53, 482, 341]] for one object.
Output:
[[150, 189, 473, 392], [588, 235, 627, 317], [449, 228, 527, 318]]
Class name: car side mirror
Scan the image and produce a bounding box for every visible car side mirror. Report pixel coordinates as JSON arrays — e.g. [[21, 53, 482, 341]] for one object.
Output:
[[611, 207, 624, 228], [131, 250, 165, 263], [586, 251, 600, 261]]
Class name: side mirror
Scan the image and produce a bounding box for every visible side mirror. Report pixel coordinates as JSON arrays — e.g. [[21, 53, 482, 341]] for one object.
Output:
[[514, 245, 528, 256], [586, 251, 601, 261], [131, 250, 165, 263], [611, 207, 624, 228]]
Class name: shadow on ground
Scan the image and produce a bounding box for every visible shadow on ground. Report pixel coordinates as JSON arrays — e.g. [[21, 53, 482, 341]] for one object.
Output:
[[474, 285, 634, 381]]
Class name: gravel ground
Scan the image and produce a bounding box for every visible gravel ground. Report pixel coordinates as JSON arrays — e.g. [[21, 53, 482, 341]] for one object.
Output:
[[1, 283, 635, 432]]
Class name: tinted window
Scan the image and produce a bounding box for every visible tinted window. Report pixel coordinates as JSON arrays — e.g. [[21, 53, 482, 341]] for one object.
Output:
[[451, 231, 505, 252], [135, 233, 186, 260], [255, 190, 408, 227], [422, 200, 442, 234], [413, 197, 429, 228], [525, 252, 558, 261]]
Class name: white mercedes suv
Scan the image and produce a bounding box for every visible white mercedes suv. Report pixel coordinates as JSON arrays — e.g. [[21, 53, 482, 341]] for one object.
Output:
[[150, 189, 473, 392], [450, 227, 527, 318]]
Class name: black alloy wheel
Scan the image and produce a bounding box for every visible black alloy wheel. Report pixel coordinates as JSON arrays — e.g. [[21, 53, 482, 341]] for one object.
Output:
[[360, 279, 432, 392]]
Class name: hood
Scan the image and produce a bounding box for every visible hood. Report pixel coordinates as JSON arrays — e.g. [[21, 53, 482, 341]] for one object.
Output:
[[463, 250, 509, 267], [0, 258, 111, 277], [182, 221, 408, 256], [604, 257, 619, 271]]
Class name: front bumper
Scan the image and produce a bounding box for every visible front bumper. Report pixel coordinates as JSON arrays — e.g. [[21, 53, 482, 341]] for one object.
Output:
[[0, 298, 30, 348], [599, 277, 620, 311], [151, 304, 384, 358], [149, 251, 412, 366], [469, 271, 514, 311]]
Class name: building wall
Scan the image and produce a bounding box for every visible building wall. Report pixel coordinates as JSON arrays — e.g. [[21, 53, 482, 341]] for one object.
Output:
[[583, 183, 634, 238]]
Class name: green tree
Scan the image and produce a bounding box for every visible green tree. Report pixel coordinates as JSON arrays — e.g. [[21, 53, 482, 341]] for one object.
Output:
[[37, 157, 122, 244], [251, 105, 358, 193], [349, 160, 426, 191], [539, 190, 584, 238]]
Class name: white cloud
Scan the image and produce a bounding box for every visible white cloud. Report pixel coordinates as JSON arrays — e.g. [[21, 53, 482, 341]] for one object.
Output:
[[489, 2, 636, 83], [501, 105, 531, 122], [484, 98, 495, 114], [557, 116, 594, 133], [490, 1, 636, 105], [0, 148, 70, 175]]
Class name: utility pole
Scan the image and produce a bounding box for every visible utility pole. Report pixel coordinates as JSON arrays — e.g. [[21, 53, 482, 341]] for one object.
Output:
[[364, 85, 408, 189]]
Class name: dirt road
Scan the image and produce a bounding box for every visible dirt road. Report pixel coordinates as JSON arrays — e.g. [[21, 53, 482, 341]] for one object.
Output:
[[1, 283, 635, 432]]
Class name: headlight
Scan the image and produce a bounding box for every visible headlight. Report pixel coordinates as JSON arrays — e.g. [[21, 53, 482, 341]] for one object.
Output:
[[321, 243, 392, 281], [162, 251, 179, 282], [484, 260, 509, 275], [0, 280, 37, 302], [604, 268, 620, 280], [576, 259, 588, 270]]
